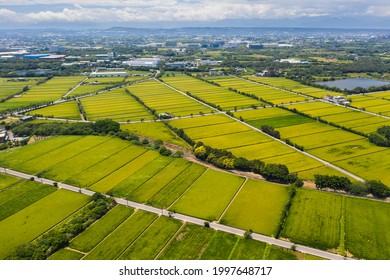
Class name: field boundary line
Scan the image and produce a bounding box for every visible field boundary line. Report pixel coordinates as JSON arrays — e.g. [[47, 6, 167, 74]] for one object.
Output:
[[118, 157, 174, 199], [262, 243, 272, 260], [197, 230, 218, 260], [147, 162, 193, 205], [166, 167, 209, 209], [0, 167, 354, 260], [63, 143, 132, 188], [154, 222, 186, 260], [204, 139, 273, 152], [331, 148, 389, 164], [191, 129, 254, 141], [117, 215, 159, 260], [87, 149, 151, 191], [40, 137, 112, 181], [16, 136, 91, 173], [81, 210, 138, 260], [227, 236, 241, 260], [294, 138, 365, 152], [65, 247, 86, 256], [217, 178, 248, 223], [62, 77, 89, 99], [0, 178, 23, 193], [176, 119, 235, 130]]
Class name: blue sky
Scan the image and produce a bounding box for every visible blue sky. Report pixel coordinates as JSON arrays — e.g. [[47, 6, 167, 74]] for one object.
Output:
[[0, 1, 389, 29]]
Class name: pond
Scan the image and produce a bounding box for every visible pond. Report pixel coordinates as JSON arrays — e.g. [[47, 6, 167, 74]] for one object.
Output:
[[317, 78, 390, 90]]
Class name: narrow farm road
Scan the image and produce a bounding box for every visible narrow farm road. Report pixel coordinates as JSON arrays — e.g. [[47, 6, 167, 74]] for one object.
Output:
[[0, 167, 352, 260]]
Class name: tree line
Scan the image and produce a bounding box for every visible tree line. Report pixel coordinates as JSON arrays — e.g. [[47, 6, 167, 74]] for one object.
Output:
[[314, 174, 390, 199], [369, 126, 390, 147]]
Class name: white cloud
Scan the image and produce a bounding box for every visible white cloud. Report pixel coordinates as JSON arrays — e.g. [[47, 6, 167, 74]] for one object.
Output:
[[366, 5, 390, 16], [0, 1, 389, 24]]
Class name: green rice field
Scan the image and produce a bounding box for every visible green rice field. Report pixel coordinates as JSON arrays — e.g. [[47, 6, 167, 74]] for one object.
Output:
[[81, 88, 153, 121], [128, 79, 212, 117], [170, 169, 245, 221], [1, 76, 85, 111], [0, 78, 42, 101], [162, 75, 264, 110], [208, 76, 311, 104], [27, 101, 81, 119], [0, 189, 90, 259], [281, 188, 343, 250], [220, 180, 289, 236]]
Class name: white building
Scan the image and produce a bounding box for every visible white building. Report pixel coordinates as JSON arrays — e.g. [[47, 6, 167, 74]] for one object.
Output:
[[89, 72, 128, 78], [123, 58, 161, 67], [324, 95, 350, 106]]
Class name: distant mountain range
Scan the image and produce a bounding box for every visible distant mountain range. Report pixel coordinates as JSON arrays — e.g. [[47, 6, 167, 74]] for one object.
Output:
[[0, 16, 390, 32]]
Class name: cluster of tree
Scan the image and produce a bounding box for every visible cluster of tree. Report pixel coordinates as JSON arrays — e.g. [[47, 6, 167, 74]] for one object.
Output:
[[260, 125, 280, 139], [12, 119, 120, 137], [9, 193, 115, 260], [194, 142, 297, 184], [284, 138, 304, 151], [314, 174, 390, 199], [369, 126, 390, 147]]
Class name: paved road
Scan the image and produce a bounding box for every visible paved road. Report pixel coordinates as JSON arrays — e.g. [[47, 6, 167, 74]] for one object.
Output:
[[157, 78, 365, 182], [0, 166, 352, 260]]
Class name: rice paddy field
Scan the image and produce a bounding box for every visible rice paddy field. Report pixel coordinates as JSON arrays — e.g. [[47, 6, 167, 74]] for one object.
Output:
[[170, 169, 245, 221], [0, 133, 388, 259], [81, 88, 153, 121], [285, 101, 390, 134], [0, 186, 90, 259], [68, 84, 115, 97], [281, 188, 390, 259], [121, 122, 189, 147], [348, 93, 390, 117], [0, 172, 314, 261], [220, 180, 290, 236], [236, 106, 390, 183], [0, 78, 42, 101], [161, 74, 265, 110], [0, 76, 85, 111], [208, 76, 311, 104], [168, 114, 333, 177], [63, 211, 301, 260], [281, 188, 343, 250], [27, 100, 81, 119], [128, 79, 212, 117], [245, 76, 339, 98]]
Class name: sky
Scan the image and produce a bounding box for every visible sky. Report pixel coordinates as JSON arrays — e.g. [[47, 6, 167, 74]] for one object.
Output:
[[0, 0, 389, 29]]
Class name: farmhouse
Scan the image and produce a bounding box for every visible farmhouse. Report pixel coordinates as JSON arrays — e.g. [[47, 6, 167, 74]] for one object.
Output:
[[324, 95, 350, 106]]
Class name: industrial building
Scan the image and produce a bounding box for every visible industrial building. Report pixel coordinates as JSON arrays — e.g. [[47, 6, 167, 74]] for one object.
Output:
[[90, 72, 128, 78], [123, 58, 161, 67]]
